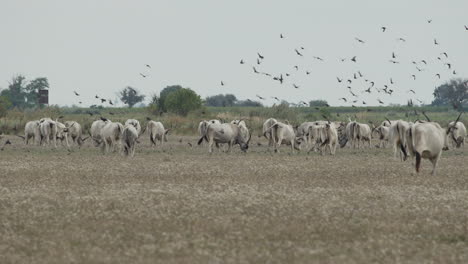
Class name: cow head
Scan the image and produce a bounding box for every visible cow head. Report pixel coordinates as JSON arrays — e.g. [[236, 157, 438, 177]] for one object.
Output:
[[237, 132, 252, 152]]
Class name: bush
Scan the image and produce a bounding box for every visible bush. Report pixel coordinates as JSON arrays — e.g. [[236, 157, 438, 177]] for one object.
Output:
[[164, 88, 203, 116], [0, 96, 12, 118]]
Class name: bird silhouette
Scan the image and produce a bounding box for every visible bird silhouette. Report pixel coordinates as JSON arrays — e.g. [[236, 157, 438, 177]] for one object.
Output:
[[313, 56, 324, 61], [95, 95, 99, 99], [100, 98, 107, 103], [358, 71, 363, 77], [465, 25, 468, 30], [453, 70, 457, 75], [221, 81, 225, 86], [306, 71, 310, 75], [435, 73, 441, 79], [73, 91, 80, 96], [364, 87, 372, 93], [398, 37, 406, 42], [428, 19, 432, 23], [295, 49, 303, 56], [355, 37, 365, 43], [257, 58, 261, 65], [339, 98, 347, 102], [441, 52, 448, 58], [336, 77, 343, 83], [351, 56, 357, 62], [240, 59, 244, 64], [140, 73, 147, 78], [109, 100, 113, 105], [293, 84, 300, 89], [392, 52, 396, 59], [280, 33, 284, 38], [412, 75, 416, 80], [421, 60, 427, 65], [256, 95, 265, 100], [347, 79, 352, 84], [390, 78, 394, 84], [445, 63, 452, 69], [389, 60, 399, 64], [408, 89, 416, 94], [257, 52, 264, 59], [253, 67, 259, 73], [272, 97, 280, 101], [378, 99, 384, 104], [381, 26, 386, 32], [294, 65, 299, 70], [434, 39, 439, 45], [79, 101, 82, 104], [145, 64, 151, 68]]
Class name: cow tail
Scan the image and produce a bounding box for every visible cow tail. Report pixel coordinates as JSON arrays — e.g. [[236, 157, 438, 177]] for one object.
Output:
[[150, 131, 156, 145], [415, 152, 421, 172]]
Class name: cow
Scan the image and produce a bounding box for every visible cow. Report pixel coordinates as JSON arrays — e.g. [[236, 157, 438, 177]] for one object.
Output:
[[373, 125, 390, 148], [447, 119, 466, 148], [198, 120, 221, 142], [297, 121, 327, 149], [90, 118, 112, 147], [146, 120, 170, 146], [39, 119, 68, 148], [23, 120, 41, 145], [64, 121, 86, 147], [262, 118, 278, 147], [353, 122, 372, 148], [406, 120, 451, 175], [100, 121, 124, 153], [309, 120, 338, 155], [231, 120, 250, 140], [198, 122, 251, 153], [125, 119, 142, 135], [388, 120, 412, 160], [264, 121, 302, 153], [121, 124, 138, 157]]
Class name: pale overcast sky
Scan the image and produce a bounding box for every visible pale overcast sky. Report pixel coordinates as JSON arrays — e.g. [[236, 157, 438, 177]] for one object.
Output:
[[1, 0, 467, 107]]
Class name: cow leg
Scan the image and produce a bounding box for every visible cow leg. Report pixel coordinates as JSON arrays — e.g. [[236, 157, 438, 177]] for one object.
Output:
[[208, 138, 214, 153], [430, 153, 441, 176]]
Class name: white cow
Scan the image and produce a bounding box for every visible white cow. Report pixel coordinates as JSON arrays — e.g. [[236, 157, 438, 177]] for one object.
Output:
[[198, 120, 221, 144], [90, 118, 112, 147], [265, 121, 301, 153], [23, 120, 41, 145], [447, 120, 466, 148], [64, 121, 86, 147], [198, 122, 251, 153], [312, 121, 338, 155], [147, 121, 170, 146], [406, 121, 450, 175], [231, 120, 250, 140], [100, 122, 124, 153], [125, 119, 142, 135], [388, 120, 412, 160], [262, 118, 278, 147], [353, 122, 372, 148], [122, 125, 138, 157]]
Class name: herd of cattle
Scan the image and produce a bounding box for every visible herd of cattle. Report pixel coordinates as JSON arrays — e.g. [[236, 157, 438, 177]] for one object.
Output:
[[19, 113, 466, 174]]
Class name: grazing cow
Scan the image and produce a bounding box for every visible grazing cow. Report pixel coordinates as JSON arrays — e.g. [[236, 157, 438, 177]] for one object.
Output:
[[125, 119, 142, 135], [388, 120, 412, 160], [345, 120, 357, 148], [121, 125, 138, 157], [406, 121, 450, 175], [198, 122, 251, 153], [100, 122, 124, 153], [262, 118, 278, 147], [23, 120, 41, 145], [265, 121, 302, 153], [447, 119, 466, 148], [90, 118, 111, 147], [146, 121, 170, 146], [64, 121, 86, 147], [297, 121, 327, 149]]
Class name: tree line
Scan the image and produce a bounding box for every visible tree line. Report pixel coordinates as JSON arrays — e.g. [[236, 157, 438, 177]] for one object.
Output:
[[1, 74, 467, 118]]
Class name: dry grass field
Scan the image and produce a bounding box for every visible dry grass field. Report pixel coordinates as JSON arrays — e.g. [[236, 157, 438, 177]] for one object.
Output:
[[1, 134, 468, 263]]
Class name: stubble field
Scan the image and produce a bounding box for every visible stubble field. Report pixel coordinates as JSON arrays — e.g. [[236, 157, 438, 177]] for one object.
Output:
[[0, 135, 468, 263]]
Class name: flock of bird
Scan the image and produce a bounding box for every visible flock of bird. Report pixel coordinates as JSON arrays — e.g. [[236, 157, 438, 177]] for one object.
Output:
[[223, 19, 467, 108], [71, 20, 467, 109]]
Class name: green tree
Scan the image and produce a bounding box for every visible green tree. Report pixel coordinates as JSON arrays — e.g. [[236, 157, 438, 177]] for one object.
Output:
[[0, 96, 12, 117], [309, 100, 329, 107], [164, 88, 202, 116], [0, 75, 48, 109], [236, 100, 263, 107], [432, 79, 468, 109], [25, 77, 48, 108], [119, 86, 145, 108], [205, 94, 237, 107], [158, 85, 182, 112]]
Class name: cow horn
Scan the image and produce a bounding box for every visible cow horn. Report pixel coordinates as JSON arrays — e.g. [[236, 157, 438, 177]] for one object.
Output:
[[454, 112, 463, 125], [385, 117, 391, 124], [422, 111, 431, 122]]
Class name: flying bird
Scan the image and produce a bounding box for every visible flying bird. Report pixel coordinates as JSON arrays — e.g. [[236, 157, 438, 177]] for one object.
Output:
[[408, 89, 416, 94], [257, 52, 264, 59], [355, 37, 365, 43], [109, 100, 113, 105], [378, 99, 384, 104], [292, 84, 299, 89], [256, 95, 265, 100], [358, 71, 363, 77], [392, 52, 396, 59], [100, 98, 107, 103], [389, 60, 399, 64], [240, 59, 244, 64], [351, 56, 357, 62], [441, 52, 448, 58], [272, 97, 280, 101], [427, 19, 432, 23], [295, 49, 303, 56], [381, 26, 386, 32], [221, 81, 225, 86], [140, 73, 147, 78], [313, 56, 324, 61], [445, 63, 452, 69], [411, 75, 416, 80], [336, 77, 343, 83], [73, 91, 80, 96], [390, 78, 394, 84], [398, 37, 406, 42], [421, 60, 427, 65], [435, 73, 441, 79], [280, 33, 284, 38], [339, 98, 347, 102], [253, 67, 259, 73], [465, 25, 468, 30], [434, 39, 439, 45], [294, 65, 299, 70], [95, 95, 99, 99], [145, 64, 151, 68]]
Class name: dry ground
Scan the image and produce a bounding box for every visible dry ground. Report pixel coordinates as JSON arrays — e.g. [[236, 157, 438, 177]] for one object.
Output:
[[0, 135, 468, 263]]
